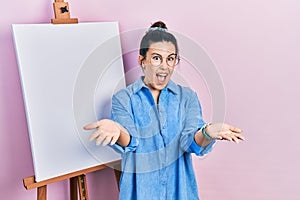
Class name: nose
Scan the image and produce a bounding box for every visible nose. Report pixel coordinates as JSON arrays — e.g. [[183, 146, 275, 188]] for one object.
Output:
[[159, 64, 168, 70]]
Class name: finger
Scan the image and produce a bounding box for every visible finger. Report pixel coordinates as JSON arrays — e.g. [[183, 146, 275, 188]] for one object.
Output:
[[102, 136, 112, 146], [234, 133, 246, 141], [216, 135, 223, 140], [96, 134, 106, 146], [110, 135, 119, 145], [89, 130, 101, 141], [83, 121, 100, 130], [220, 134, 233, 142], [229, 126, 243, 133], [230, 134, 240, 143], [220, 130, 239, 142]]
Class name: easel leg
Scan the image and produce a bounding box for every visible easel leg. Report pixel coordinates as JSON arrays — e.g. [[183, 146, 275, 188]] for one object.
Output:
[[114, 169, 121, 191], [78, 175, 88, 200], [113, 161, 122, 192], [70, 177, 78, 200], [37, 185, 47, 200], [70, 175, 88, 200]]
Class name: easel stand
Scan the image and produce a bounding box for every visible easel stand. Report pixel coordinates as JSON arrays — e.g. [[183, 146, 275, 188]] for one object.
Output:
[[23, 160, 121, 200]]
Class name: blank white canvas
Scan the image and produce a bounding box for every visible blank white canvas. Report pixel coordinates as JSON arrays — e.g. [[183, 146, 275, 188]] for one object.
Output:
[[12, 22, 125, 182]]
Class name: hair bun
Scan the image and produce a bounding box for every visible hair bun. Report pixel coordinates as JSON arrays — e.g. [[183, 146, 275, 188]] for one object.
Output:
[[150, 21, 168, 30]]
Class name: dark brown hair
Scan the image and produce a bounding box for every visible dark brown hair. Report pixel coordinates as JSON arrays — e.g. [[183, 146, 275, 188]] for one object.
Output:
[[139, 21, 178, 62]]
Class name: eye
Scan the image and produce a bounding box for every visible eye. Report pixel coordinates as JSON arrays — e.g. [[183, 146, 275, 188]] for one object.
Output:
[[167, 56, 175, 61], [152, 55, 161, 61]]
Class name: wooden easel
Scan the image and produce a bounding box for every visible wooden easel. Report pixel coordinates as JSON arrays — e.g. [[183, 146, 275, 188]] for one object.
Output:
[[23, 160, 121, 200], [51, 0, 78, 24]]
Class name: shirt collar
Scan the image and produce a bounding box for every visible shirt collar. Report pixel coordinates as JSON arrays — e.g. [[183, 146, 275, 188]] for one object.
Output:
[[132, 76, 179, 95], [166, 79, 179, 95]]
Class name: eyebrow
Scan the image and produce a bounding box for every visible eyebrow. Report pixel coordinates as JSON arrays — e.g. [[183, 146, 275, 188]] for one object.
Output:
[[151, 53, 177, 57]]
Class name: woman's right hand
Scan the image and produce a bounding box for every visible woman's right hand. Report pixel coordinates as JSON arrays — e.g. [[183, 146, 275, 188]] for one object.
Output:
[[83, 119, 121, 146]]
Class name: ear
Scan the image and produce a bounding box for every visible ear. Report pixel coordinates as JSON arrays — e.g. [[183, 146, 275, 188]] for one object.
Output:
[[138, 55, 144, 66]]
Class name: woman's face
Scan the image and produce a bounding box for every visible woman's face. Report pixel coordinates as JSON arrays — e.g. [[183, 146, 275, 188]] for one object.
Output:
[[140, 41, 177, 92]]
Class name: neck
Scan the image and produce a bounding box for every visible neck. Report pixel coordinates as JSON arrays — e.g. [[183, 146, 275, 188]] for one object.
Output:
[[149, 88, 160, 104]]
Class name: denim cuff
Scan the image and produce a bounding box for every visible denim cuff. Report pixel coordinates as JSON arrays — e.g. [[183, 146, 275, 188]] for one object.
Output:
[[112, 136, 139, 154], [189, 138, 216, 156]]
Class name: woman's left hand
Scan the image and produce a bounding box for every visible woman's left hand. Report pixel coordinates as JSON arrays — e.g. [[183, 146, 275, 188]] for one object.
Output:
[[205, 123, 245, 143]]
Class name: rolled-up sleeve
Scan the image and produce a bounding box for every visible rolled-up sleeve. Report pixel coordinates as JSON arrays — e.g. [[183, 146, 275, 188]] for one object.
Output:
[[112, 135, 139, 154], [110, 92, 139, 154], [187, 138, 216, 156]]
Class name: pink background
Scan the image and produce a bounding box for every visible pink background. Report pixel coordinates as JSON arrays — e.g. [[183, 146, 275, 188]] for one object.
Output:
[[1, 0, 299, 199]]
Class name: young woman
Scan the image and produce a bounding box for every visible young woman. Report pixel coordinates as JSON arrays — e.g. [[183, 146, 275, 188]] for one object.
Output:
[[84, 21, 245, 200]]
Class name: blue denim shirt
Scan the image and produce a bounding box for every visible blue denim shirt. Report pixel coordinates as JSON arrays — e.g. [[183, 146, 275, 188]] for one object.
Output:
[[111, 77, 215, 200]]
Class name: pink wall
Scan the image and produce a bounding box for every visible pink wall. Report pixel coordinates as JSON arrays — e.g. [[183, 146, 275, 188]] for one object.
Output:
[[1, 0, 299, 199]]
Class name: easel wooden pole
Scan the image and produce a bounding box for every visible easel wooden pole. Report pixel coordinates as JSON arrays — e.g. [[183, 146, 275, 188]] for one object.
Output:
[[37, 185, 47, 200], [70, 177, 78, 199], [69, 174, 89, 200], [23, 160, 121, 200]]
